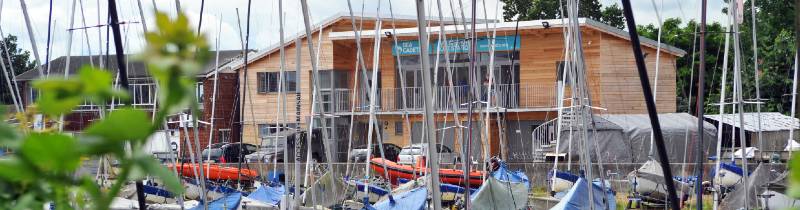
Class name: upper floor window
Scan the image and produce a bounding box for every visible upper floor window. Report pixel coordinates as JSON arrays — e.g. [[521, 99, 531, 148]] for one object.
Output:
[[196, 82, 204, 103], [257, 71, 297, 93]]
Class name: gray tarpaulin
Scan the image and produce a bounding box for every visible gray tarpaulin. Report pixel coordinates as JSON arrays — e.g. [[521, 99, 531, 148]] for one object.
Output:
[[557, 113, 717, 163], [719, 163, 786, 210]]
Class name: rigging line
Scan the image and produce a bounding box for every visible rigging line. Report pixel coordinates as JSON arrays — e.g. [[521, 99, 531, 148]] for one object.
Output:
[[729, 0, 751, 207], [362, 0, 384, 199], [750, 0, 763, 160], [18, 0, 44, 77], [97, 0, 103, 68], [646, 0, 664, 157], [433, 0, 469, 195], [565, 1, 597, 208], [57, 0, 78, 132], [342, 0, 366, 179], [277, 0, 290, 192], [78, 0, 94, 67], [711, 12, 732, 210], [197, 0, 205, 34], [620, 0, 681, 209], [43, 0, 53, 76], [413, 0, 444, 208], [551, 0, 571, 180], [0, 38, 20, 113], [788, 53, 798, 157], [206, 15, 222, 188], [694, 1, 710, 209], [299, 0, 337, 195], [0, 1, 23, 112], [238, 0, 253, 189]]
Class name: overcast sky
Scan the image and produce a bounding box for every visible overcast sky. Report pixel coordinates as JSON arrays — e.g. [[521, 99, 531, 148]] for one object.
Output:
[[0, 0, 727, 64]]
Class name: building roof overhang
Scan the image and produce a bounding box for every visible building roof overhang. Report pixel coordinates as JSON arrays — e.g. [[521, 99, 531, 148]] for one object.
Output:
[[327, 18, 687, 57], [213, 12, 496, 76]]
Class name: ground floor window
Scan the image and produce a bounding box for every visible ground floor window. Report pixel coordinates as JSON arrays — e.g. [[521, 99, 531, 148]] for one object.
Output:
[[218, 129, 231, 143]]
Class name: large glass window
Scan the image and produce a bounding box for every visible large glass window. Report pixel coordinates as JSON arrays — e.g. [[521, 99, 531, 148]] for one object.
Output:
[[257, 71, 297, 93]]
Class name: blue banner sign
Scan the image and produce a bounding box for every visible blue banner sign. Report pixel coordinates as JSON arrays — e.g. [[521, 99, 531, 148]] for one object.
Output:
[[392, 35, 521, 55]]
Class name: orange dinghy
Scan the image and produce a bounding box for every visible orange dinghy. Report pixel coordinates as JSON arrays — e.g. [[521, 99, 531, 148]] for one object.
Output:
[[369, 158, 484, 187], [168, 163, 259, 181]]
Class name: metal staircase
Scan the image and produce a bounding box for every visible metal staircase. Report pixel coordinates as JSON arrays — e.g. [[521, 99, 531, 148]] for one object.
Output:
[[531, 108, 575, 162]]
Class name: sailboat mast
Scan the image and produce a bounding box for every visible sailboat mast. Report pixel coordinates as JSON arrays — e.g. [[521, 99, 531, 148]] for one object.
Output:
[[694, 0, 708, 209], [712, 13, 732, 210], [413, 0, 443, 208], [729, 0, 750, 207], [620, 0, 681, 209], [299, 0, 336, 192], [18, 0, 43, 77]]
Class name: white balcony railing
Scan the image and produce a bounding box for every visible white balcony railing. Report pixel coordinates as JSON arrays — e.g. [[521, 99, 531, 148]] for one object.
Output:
[[333, 84, 557, 113]]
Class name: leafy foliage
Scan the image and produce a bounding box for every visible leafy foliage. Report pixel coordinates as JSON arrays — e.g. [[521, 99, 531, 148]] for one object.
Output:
[[0, 35, 35, 105], [0, 11, 209, 209], [500, 0, 625, 29]]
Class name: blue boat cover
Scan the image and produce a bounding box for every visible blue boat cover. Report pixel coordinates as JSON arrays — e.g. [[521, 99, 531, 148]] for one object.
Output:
[[246, 183, 285, 205], [440, 183, 477, 194], [368, 187, 427, 210], [550, 170, 580, 183], [492, 162, 530, 186], [550, 178, 616, 210], [349, 179, 390, 196], [143, 184, 173, 198], [469, 162, 531, 209], [192, 192, 242, 210], [720, 162, 745, 176]]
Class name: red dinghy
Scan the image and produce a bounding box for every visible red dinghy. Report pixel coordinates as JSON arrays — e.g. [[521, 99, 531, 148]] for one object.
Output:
[[369, 158, 484, 187], [168, 163, 259, 181]]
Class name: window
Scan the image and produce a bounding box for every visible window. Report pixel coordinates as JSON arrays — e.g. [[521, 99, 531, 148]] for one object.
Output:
[[556, 61, 572, 84], [29, 88, 38, 104], [257, 71, 297, 93], [130, 83, 154, 105], [394, 122, 403, 135], [196, 82, 204, 103], [218, 129, 231, 143], [258, 123, 297, 139]]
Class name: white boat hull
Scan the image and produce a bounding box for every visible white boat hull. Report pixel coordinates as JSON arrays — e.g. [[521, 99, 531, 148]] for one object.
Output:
[[715, 167, 743, 188], [760, 190, 799, 209], [551, 177, 575, 193]]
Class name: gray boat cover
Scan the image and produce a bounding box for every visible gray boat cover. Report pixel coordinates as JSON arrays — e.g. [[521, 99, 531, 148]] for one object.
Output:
[[558, 113, 717, 163], [300, 171, 346, 208], [719, 163, 786, 210]]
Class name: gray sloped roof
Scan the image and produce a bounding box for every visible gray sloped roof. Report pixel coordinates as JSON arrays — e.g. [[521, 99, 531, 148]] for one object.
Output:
[[704, 112, 800, 132], [16, 50, 246, 81]]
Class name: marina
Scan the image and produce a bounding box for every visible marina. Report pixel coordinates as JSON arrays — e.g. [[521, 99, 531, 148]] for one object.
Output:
[[0, 0, 798, 209]]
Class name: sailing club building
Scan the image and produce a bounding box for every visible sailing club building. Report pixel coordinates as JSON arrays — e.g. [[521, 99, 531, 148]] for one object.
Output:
[[216, 13, 686, 162]]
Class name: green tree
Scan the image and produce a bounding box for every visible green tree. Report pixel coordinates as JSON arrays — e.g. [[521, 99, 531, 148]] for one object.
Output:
[[500, 0, 625, 29], [0, 35, 35, 105]]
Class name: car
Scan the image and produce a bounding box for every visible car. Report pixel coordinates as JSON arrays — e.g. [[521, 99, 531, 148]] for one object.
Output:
[[200, 143, 258, 164], [348, 143, 402, 163], [397, 143, 461, 165], [244, 129, 326, 163]]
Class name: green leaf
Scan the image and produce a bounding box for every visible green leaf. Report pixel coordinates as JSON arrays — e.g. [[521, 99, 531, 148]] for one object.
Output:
[[131, 153, 184, 194], [20, 133, 81, 173], [0, 120, 18, 148], [85, 108, 154, 143], [790, 152, 800, 198], [0, 157, 38, 182], [32, 79, 83, 116]]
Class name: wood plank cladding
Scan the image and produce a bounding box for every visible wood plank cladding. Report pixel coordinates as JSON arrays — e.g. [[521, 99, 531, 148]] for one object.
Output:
[[235, 17, 681, 146]]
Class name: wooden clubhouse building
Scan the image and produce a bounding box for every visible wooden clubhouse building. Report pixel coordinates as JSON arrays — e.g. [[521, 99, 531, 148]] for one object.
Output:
[[214, 12, 686, 162]]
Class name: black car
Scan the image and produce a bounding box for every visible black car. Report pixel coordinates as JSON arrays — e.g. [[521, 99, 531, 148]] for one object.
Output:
[[348, 143, 402, 163], [244, 129, 327, 163], [200, 143, 259, 164]]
